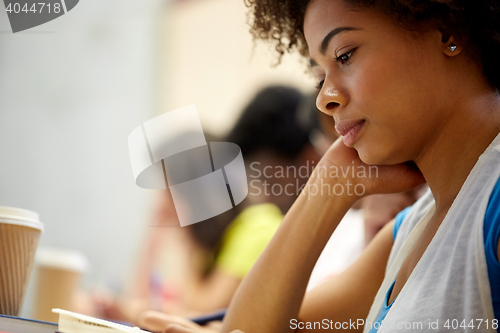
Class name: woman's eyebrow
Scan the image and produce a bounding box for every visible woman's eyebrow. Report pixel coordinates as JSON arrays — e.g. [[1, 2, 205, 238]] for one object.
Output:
[[320, 27, 361, 54]]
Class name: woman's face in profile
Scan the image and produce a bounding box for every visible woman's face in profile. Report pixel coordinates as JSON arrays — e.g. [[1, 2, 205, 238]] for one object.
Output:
[[304, 0, 457, 166]]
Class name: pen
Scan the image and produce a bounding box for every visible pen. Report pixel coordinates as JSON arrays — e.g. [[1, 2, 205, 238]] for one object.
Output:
[[190, 309, 226, 325]]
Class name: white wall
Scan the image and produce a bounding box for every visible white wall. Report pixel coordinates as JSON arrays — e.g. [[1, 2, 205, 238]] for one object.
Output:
[[0, 0, 162, 316]]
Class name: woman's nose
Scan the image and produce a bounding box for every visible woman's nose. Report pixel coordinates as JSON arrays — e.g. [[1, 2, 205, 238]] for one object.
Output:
[[316, 81, 348, 116]]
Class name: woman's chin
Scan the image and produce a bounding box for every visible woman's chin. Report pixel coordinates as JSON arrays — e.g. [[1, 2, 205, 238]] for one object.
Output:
[[357, 148, 396, 166], [355, 147, 376, 165]]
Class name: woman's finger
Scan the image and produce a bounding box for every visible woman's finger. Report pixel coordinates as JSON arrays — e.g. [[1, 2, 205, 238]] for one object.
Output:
[[163, 323, 196, 333], [204, 321, 222, 330], [138, 311, 204, 332]]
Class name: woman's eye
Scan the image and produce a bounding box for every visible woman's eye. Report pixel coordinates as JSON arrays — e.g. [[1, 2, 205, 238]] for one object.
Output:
[[315, 80, 324, 90], [335, 49, 355, 65]]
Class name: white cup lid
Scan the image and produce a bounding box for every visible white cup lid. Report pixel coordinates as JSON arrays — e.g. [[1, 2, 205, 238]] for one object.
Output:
[[36, 247, 89, 273], [0, 206, 44, 231]]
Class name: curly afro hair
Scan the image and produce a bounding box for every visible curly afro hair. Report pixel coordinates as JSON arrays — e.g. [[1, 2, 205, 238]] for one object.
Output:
[[244, 0, 500, 90]]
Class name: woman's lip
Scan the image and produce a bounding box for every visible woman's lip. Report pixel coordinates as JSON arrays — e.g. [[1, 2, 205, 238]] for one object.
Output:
[[335, 119, 365, 146]]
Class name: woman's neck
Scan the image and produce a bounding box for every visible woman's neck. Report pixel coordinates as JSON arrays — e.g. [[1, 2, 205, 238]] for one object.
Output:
[[415, 90, 500, 213]]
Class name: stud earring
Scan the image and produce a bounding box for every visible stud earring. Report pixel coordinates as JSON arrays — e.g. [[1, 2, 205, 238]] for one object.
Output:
[[448, 43, 457, 52]]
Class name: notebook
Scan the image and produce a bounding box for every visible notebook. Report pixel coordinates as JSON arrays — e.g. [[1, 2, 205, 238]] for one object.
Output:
[[52, 309, 152, 333], [0, 314, 58, 333]]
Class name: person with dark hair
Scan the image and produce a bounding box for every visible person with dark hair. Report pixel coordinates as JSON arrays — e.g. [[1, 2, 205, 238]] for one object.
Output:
[[226, 86, 319, 214], [97, 85, 319, 325], [140, 0, 500, 332], [228, 86, 311, 162], [175, 86, 319, 312]]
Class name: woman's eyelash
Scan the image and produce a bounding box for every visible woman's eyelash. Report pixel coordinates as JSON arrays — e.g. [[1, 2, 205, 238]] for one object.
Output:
[[315, 80, 324, 90], [334, 48, 356, 65]]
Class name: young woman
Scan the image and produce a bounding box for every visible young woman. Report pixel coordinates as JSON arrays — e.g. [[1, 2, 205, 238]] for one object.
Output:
[[141, 0, 500, 332]]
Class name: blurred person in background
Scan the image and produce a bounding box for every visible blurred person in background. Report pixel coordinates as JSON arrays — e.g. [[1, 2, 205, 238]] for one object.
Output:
[[89, 85, 320, 324]]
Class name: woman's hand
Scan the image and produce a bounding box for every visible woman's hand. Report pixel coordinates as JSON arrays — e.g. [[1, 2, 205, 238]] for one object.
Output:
[[314, 137, 425, 199]]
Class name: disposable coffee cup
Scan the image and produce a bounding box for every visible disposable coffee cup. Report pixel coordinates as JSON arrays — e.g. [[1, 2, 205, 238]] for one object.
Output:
[[33, 247, 88, 322], [0, 206, 44, 316]]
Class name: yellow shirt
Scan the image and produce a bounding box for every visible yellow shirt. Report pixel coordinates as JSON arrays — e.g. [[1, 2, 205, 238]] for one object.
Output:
[[215, 203, 283, 279]]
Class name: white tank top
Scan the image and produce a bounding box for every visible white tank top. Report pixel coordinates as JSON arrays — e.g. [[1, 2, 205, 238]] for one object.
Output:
[[364, 133, 500, 333]]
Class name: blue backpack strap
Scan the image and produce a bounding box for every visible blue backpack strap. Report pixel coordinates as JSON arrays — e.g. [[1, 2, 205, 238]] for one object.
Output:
[[393, 206, 413, 240]]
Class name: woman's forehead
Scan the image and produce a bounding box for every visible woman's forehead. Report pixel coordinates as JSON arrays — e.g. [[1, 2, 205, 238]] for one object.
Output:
[[304, 0, 399, 57], [304, 1, 364, 46], [304, 0, 349, 41]]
